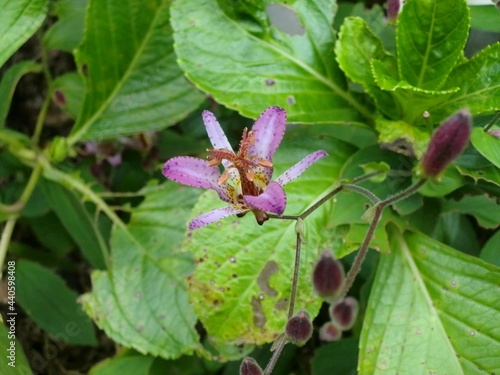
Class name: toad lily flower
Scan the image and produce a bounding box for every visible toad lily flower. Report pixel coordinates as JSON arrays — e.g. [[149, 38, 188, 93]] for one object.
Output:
[[163, 107, 327, 229]]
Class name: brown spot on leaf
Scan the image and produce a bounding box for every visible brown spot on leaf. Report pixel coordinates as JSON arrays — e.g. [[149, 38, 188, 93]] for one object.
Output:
[[257, 261, 279, 297], [251, 296, 266, 330]]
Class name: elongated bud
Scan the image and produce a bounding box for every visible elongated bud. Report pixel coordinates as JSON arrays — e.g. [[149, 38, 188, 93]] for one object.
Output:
[[420, 108, 472, 178], [488, 129, 500, 139], [312, 251, 345, 300], [387, 0, 400, 21], [329, 297, 359, 330], [285, 310, 313, 344], [319, 321, 342, 342], [240, 357, 263, 375]]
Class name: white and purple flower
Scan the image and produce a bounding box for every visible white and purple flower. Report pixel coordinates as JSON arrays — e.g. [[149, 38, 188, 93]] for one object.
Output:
[[163, 107, 327, 229]]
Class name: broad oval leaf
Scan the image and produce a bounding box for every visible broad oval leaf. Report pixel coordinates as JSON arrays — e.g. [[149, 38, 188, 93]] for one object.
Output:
[[336, 17, 401, 119], [81, 183, 203, 359], [396, 0, 469, 90], [17, 260, 98, 346], [171, 0, 371, 122], [68, 0, 205, 143], [431, 43, 500, 119], [0, 0, 48, 67], [184, 126, 356, 352], [471, 126, 500, 169], [359, 226, 500, 374], [43, 0, 88, 52]]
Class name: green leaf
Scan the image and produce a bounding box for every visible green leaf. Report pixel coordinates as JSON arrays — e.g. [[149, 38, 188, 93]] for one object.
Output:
[[417, 167, 465, 197], [396, 0, 469, 90], [171, 0, 371, 123], [371, 59, 457, 124], [51, 72, 84, 118], [312, 337, 358, 375], [393, 193, 423, 216], [40, 179, 108, 269], [0, 60, 41, 127], [81, 183, 203, 359], [433, 212, 479, 256], [16, 260, 98, 346], [359, 226, 500, 374], [431, 43, 500, 119], [336, 17, 401, 119], [43, 0, 88, 52], [375, 117, 430, 158], [442, 194, 500, 229], [27, 211, 75, 256], [184, 126, 356, 353], [456, 165, 500, 187], [0, 0, 48, 67], [68, 0, 205, 143], [90, 356, 155, 375], [471, 126, 500, 168], [90, 352, 207, 375], [0, 324, 32, 374], [360, 162, 390, 183], [470, 5, 500, 33], [480, 230, 500, 267]]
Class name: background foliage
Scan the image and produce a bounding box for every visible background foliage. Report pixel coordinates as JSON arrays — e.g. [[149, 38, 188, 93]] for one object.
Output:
[[0, 0, 499, 374]]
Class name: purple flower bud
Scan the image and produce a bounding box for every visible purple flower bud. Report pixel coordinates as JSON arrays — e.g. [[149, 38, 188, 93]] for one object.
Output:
[[312, 251, 345, 300], [420, 108, 472, 178], [240, 357, 263, 375], [387, 0, 401, 21], [285, 310, 313, 344], [488, 129, 500, 139], [329, 297, 359, 330], [319, 321, 342, 342]]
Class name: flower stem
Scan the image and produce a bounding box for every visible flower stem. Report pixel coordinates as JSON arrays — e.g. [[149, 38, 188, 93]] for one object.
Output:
[[342, 184, 381, 204], [264, 335, 287, 375], [0, 217, 18, 280], [339, 178, 426, 299], [484, 111, 500, 132], [339, 204, 383, 299], [0, 159, 43, 279]]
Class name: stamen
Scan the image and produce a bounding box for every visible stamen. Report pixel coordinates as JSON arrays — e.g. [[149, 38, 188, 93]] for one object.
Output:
[[246, 168, 255, 181], [248, 130, 255, 145], [258, 159, 273, 168], [218, 170, 230, 185], [207, 157, 222, 167]]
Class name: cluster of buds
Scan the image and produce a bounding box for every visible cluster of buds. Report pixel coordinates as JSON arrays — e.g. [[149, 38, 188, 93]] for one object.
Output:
[[312, 251, 359, 342]]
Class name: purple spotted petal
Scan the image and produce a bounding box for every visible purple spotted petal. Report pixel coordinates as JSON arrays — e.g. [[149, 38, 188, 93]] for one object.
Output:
[[202, 110, 234, 151], [189, 206, 246, 230], [249, 107, 286, 161], [163, 156, 231, 203], [243, 181, 286, 215], [275, 150, 328, 186]]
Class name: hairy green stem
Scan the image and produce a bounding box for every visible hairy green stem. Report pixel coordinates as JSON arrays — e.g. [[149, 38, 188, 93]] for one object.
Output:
[[40, 158, 126, 230], [339, 179, 426, 300], [342, 184, 381, 204], [32, 93, 52, 146], [264, 335, 287, 375], [0, 217, 18, 280], [0, 159, 43, 278]]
